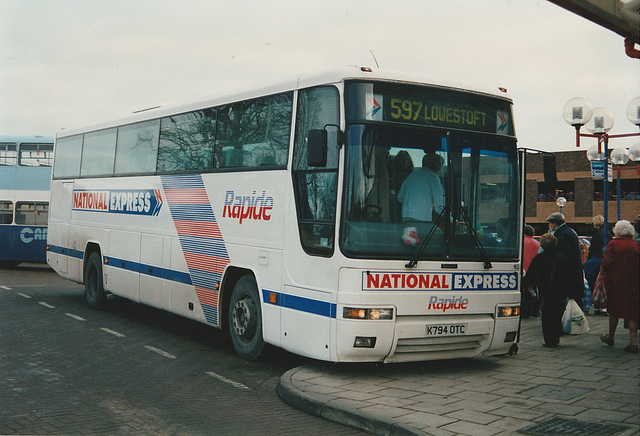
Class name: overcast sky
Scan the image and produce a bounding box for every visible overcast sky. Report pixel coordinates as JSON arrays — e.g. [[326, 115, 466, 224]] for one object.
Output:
[[1, 0, 639, 152]]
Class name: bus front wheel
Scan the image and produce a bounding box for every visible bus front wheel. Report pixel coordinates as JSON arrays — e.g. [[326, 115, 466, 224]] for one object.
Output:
[[228, 275, 264, 360], [84, 252, 107, 309]]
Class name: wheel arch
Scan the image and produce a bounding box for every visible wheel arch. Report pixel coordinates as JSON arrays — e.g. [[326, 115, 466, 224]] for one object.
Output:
[[83, 242, 102, 284]]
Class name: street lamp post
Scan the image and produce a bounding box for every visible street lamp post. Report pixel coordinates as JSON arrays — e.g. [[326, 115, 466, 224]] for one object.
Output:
[[563, 97, 640, 247], [611, 143, 640, 220]]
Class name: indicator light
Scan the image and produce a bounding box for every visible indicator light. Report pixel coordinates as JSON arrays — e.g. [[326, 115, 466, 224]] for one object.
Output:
[[497, 306, 520, 317], [343, 307, 393, 320]]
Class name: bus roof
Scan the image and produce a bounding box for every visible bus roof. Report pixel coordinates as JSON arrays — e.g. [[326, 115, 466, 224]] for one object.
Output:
[[57, 66, 513, 138]]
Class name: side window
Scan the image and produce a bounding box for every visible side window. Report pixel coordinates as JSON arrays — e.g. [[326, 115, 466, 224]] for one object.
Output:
[[19, 143, 54, 167], [15, 202, 48, 225], [292, 86, 340, 256], [0, 201, 14, 224], [215, 92, 292, 169], [158, 109, 216, 173], [0, 143, 17, 166], [80, 128, 117, 177], [114, 120, 160, 175], [53, 135, 83, 178]]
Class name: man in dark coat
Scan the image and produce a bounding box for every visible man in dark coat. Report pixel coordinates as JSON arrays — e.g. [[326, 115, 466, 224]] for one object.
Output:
[[523, 233, 570, 347], [547, 212, 584, 309]]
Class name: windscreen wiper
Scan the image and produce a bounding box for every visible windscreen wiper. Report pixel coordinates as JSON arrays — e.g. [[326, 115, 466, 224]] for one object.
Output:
[[405, 205, 493, 269], [405, 208, 448, 268], [455, 205, 492, 270]]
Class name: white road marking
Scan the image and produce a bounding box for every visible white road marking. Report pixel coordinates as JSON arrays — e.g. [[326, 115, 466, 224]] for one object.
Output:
[[17, 293, 32, 299], [144, 346, 176, 359], [4, 285, 45, 288], [65, 313, 86, 321], [206, 371, 251, 390], [38, 302, 55, 308], [100, 327, 126, 338]]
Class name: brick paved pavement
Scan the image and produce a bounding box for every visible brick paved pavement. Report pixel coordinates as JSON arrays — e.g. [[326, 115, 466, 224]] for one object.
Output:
[[279, 313, 640, 436], [3, 266, 638, 435], [0, 266, 365, 435]]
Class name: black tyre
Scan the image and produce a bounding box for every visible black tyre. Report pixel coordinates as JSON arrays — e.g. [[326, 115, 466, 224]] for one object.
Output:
[[228, 275, 264, 360], [84, 252, 107, 309]]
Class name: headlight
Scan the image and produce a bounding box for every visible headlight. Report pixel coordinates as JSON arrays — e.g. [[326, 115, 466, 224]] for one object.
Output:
[[497, 305, 520, 317], [343, 307, 393, 320]]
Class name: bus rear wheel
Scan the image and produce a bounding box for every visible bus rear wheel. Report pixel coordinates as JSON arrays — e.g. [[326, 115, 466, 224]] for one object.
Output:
[[228, 275, 264, 361], [84, 252, 107, 309]]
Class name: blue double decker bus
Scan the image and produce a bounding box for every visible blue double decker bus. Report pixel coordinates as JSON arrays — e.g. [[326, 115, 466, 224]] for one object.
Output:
[[0, 135, 54, 267]]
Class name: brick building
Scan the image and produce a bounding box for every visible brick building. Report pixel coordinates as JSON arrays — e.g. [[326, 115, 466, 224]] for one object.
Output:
[[525, 150, 640, 236]]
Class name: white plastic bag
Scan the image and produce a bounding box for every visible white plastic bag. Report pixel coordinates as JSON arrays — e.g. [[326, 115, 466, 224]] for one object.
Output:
[[562, 299, 590, 335]]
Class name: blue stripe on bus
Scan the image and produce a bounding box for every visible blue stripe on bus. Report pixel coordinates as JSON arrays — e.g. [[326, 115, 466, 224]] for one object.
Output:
[[105, 255, 193, 285], [47, 244, 84, 259], [161, 174, 229, 327], [178, 235, 228, 256], [167, 204, 217, 222], [201, 304, 218, 323], [187, 268, 222, 289], [48, 245, 192, 285], [160, 174, 205, 189], [49, 246, 337, 320], [262, 290, 337, 318]]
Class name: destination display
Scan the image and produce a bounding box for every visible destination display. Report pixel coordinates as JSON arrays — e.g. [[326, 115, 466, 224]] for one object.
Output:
[[347, 81, 514, 136]]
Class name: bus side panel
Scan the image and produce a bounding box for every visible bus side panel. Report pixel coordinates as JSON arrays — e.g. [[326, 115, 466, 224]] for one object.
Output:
[[219, 245, 285, 346], [105, 230, 141, 303], [280, 285, 332, 361], [68, 224, 93, 282], [47, 223, 69, 276], [205, 171, 288, 343], [139, 232, 169, 310], [279, 173, 341, 361], [168, 236, 210, 323], [257, 249, 284, 347], [261, 292, 281, 348], [48, 181, 74, 277], [0, 225, 47, 262]]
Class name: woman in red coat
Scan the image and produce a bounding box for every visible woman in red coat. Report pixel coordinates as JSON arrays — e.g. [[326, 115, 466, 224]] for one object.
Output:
[[599, 220, 640, 353]]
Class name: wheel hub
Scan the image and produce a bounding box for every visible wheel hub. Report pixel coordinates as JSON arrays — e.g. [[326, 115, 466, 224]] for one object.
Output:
[[232, 299, 251, 336]]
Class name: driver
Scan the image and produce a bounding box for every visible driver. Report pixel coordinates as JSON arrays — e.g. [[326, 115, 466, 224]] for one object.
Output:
[[397, 153, 445, 222]]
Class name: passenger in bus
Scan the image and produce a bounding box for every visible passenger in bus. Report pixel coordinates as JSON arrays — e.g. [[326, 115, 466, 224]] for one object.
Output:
[[397, 153, 444, 223], [389, 150, 414, 222], [522, 233, 570, 348], [392, 150, 414, 195]]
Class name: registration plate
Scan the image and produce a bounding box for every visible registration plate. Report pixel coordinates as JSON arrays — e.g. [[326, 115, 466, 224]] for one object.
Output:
[[425, 324, 468, 336]]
